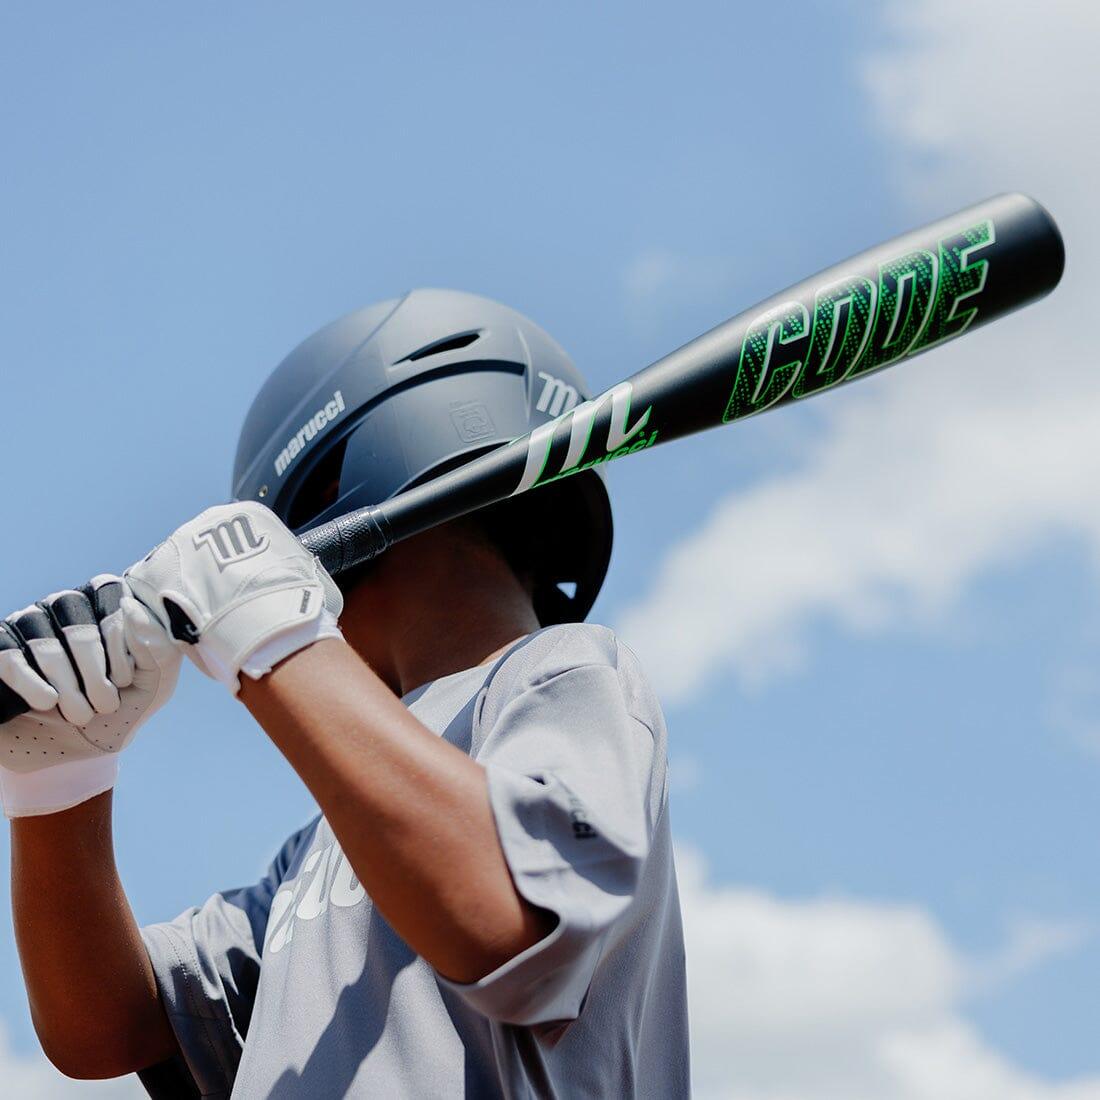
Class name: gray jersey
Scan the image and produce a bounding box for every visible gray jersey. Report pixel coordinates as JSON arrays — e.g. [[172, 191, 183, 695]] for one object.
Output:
[[138, 624, 689, 1098]]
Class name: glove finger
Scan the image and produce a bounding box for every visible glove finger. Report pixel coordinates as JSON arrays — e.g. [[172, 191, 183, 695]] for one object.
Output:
[[121, 597, 181, 673], [7, 607, 93, 726], [85, 576, 134, 690], [123, 542, 177, 624], [0, 624, 58, 712], [41, 591, 120, 716]]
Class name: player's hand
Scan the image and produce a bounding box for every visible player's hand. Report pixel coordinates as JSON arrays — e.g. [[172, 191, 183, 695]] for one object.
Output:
[[0, 576, 182, 817], [125, 502, 344, 694]]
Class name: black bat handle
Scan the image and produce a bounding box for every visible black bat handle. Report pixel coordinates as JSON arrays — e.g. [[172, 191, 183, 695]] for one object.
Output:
[[298, 505, 394, 577]]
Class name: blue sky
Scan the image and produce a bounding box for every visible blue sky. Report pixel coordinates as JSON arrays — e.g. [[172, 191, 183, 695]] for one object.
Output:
[[1, 3, 1097, 1097]]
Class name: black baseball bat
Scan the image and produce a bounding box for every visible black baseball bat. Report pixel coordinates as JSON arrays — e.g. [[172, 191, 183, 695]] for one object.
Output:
[[300, 193, 1064, 576], [0, 194, 1064, 727]]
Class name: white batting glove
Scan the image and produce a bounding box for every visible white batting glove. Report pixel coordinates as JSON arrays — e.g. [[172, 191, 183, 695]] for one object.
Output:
[[0, 576, 182, 818], [125, 502, 344, 694]]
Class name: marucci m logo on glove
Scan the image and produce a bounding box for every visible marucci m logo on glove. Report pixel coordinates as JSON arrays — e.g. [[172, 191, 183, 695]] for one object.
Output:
[[124, 502, 344, 689], [194, 514, 270, 571]]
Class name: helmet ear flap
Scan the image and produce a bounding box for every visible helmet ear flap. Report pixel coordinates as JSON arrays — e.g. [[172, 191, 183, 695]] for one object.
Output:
[[470, 471, 612, 627]]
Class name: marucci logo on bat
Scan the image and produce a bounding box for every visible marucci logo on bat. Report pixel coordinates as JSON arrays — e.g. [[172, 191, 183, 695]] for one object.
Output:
[[724, 218, 996, 422], [512, 382, 658, 495]]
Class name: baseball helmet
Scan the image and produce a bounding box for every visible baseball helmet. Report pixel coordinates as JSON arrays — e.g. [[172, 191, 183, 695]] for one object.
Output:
[[232, 289, 613, 624]]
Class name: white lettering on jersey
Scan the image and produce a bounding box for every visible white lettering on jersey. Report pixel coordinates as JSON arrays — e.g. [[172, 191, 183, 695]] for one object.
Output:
[[264, 840, 367, 955]]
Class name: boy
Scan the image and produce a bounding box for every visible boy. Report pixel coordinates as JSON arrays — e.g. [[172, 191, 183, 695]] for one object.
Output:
[[3, 290, 689, 1097]]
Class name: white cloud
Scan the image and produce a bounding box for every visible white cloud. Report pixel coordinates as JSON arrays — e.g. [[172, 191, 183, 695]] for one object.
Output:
[[862, 1, 1099, 208], [617, 1, 1100, 703], [0, 1024, 143, 1099], [624, 250, 684, 304], [679, 847, 1100, 1100], [1046, 661, 1100, 759], [618, 352, 1100, 700], [967, 917, 1091, 996], [622, 249, 741, 335]]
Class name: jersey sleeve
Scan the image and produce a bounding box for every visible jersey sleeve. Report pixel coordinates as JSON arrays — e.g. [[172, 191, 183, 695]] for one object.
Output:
[[437, 624, 669, 1027], [137, 820, 317, 1099]]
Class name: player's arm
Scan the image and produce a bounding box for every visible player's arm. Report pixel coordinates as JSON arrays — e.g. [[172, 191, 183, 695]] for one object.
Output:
[[242, 621, 665, 1030], [126, 503, 553, 983], [238, 638, 553, 982], [2, 581, 182, 1078], [11, 793, 178, 1078]]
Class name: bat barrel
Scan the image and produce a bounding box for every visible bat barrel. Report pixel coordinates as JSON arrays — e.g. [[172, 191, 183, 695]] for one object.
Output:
[[625, 192, 1064, 440]]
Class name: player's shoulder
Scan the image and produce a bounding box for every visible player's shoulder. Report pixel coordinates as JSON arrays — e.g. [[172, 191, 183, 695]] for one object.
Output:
[[473, 623, 667, 757], [488, 622, 660, 720], [504, 621, 633, 677]]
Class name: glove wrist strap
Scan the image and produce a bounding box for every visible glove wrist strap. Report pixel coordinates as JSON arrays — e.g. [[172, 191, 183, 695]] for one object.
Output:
[[208, 607, 344, 693], [1, 754, 119, 819]]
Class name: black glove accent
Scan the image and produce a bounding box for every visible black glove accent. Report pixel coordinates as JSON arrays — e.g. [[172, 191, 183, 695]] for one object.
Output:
[[10, 607, 55, 642], [0, 622, 32, 722], [46, 591, 97, 629], [81, 579, 124, 620], [162, 598, 200, 645]]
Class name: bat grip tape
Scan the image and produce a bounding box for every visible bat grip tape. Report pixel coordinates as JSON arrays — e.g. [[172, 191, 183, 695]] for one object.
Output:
[[298, 506, 394, 578]]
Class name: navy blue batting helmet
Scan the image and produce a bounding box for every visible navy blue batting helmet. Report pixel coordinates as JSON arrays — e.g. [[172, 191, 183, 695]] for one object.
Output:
[[232, 289, 613, 624]]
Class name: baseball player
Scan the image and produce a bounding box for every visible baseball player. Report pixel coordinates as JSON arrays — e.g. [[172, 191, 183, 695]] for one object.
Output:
[[3, 290, 689, 1097]]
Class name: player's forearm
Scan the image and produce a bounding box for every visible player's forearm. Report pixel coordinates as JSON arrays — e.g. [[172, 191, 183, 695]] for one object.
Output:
[[10, 791, 177, 1078], [240, 639, 553, 983]]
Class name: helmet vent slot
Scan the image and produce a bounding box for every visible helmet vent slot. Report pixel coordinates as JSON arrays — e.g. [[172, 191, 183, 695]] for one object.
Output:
[[402, 331, 482, 362]]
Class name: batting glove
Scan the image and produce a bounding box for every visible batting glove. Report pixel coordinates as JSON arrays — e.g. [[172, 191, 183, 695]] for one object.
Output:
[[125, 502, 344, 694], [0, 576, 182, 817]]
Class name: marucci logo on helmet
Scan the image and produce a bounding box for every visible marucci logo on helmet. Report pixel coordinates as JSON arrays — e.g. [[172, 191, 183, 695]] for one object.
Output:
[[535, 371, 580, 417], [274, 391, 346, 478]]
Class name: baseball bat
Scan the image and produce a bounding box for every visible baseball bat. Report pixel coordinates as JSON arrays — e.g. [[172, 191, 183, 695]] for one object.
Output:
[[300, 193, 1064, 576], [0, 195, 1064, 727]]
